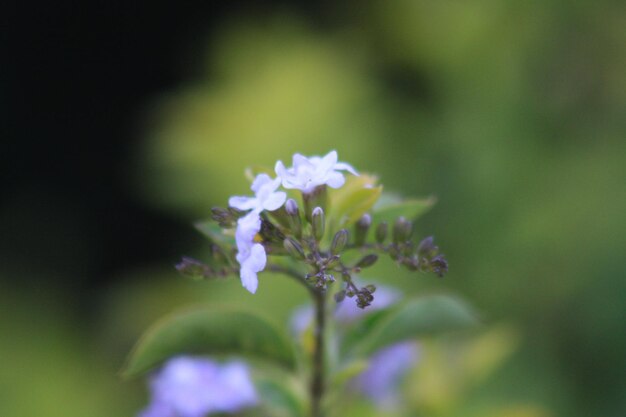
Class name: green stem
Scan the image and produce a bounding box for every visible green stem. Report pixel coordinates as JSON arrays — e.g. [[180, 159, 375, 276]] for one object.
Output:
[[311, 288, 327, 417]]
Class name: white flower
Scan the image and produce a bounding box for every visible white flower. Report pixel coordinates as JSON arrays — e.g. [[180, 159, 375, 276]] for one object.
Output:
[[228, 173, 286, 293], [228, 173, 286, 214], [275, 150, 358, 193], [234, 212, 265, 294]]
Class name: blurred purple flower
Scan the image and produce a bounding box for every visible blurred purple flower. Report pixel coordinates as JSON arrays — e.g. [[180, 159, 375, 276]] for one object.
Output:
[[290, 285, 401, 336], [333, 285, 401, 323], [138, 356, 257, 417], [351, 341, 419, 409]]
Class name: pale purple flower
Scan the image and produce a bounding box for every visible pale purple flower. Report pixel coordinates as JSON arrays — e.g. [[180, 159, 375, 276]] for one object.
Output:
[[290, 285, 401, 335], [229, 173, 285, 294], [351, 342, 419, 409], [234, 212, 265, 294], [289, 304, 314, 336], [138, 356, 257, 417], [275, 150, 358, 193], [228, 173, 286, 214], [334, 285, 401, 323]]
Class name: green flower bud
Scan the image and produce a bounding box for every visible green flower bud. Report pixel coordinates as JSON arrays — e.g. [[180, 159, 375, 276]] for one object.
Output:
[[375, 221, 388, 243], [417, 236, 437, 257], [331, 229, 349, 255], [354, 214, 371, 247], [210, 207, 236, 228], [355, 254, 378, 269], [392, 216, 413, 243], [283, 237, 306, 260], [285, 198, 302, 238], [311, 207, 325, 241]]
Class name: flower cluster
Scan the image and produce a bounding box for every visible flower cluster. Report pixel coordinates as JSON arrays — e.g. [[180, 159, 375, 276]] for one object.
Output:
[[138, 356, 257, 417], [180, 150, 447, 308], [226, 150, 357, 294]]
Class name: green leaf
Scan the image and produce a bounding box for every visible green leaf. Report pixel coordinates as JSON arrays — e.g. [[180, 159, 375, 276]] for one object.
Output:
[[343, 295, 478, 358], [122, 308, 296, 378], [371, 196, 436, 226], [330, 359, 370, 388], [255, 376, 306, 417]]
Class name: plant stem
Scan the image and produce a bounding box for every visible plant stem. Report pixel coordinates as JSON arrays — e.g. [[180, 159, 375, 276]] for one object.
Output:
[[311, 288, 327, 417]]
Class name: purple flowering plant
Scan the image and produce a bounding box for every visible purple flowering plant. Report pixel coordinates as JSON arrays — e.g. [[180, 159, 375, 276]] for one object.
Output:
[[123, 151, 476, 417]]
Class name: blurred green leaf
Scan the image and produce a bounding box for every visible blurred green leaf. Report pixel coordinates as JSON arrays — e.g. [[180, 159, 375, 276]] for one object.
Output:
[[330, 359, 369, 388], [255, 376, 306, 417], [122, 308, 296, 378], [343, 295, 478, 358], [371, 196, 436, 226]]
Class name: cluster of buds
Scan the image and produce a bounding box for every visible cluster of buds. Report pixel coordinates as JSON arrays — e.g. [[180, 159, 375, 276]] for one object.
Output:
[[366, 216, 449, 277], [210, 207, 243, 228], [177, 151, 448, 309]]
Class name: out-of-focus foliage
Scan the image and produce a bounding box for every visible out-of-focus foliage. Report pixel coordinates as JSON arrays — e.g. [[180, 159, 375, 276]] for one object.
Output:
[[4, 1, 624, 415], [133, 5, 625, 415]]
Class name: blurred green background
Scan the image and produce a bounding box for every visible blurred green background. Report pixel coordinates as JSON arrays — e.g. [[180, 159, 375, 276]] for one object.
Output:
[[2, 1, 625, 416]]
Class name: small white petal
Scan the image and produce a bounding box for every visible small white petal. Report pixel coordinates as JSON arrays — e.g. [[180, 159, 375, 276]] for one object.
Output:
[[292, 153, 311, 168], [240, 243, 266, 294], [240, 267, 259, 294], [275, 160, 287, 177], [262, 191, 287, 211], [325, 172, 346, 189], [228, 196, 257, 211], [319, 150, 338, 172], [247, 243, 267, 271], [251, 173, 273, 193], [334, 162, 359, 176]]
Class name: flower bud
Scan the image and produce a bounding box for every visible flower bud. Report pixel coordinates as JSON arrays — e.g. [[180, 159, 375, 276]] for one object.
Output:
[[417, 236, 437, 257], [285, 198, 298, 216], [392, 216, 413, 243], [429, 255, 448, 277], [355, 254, 378, 269], [285, 199, 302, 238], [355, 287, 375, 309], [211, 207, 236, 228], [375, 221, 388, 243], [283, 237, 306, 260], [311, 207, 325, 241], [354, 214, 371, 247], [331, 229, 349, 255]]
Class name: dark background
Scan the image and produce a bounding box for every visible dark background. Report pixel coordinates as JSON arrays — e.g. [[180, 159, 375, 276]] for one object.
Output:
[[3, 1, 260, 299]]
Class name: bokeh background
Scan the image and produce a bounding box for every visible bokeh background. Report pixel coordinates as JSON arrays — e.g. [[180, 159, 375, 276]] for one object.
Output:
[[3, 1, 625, 416]]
